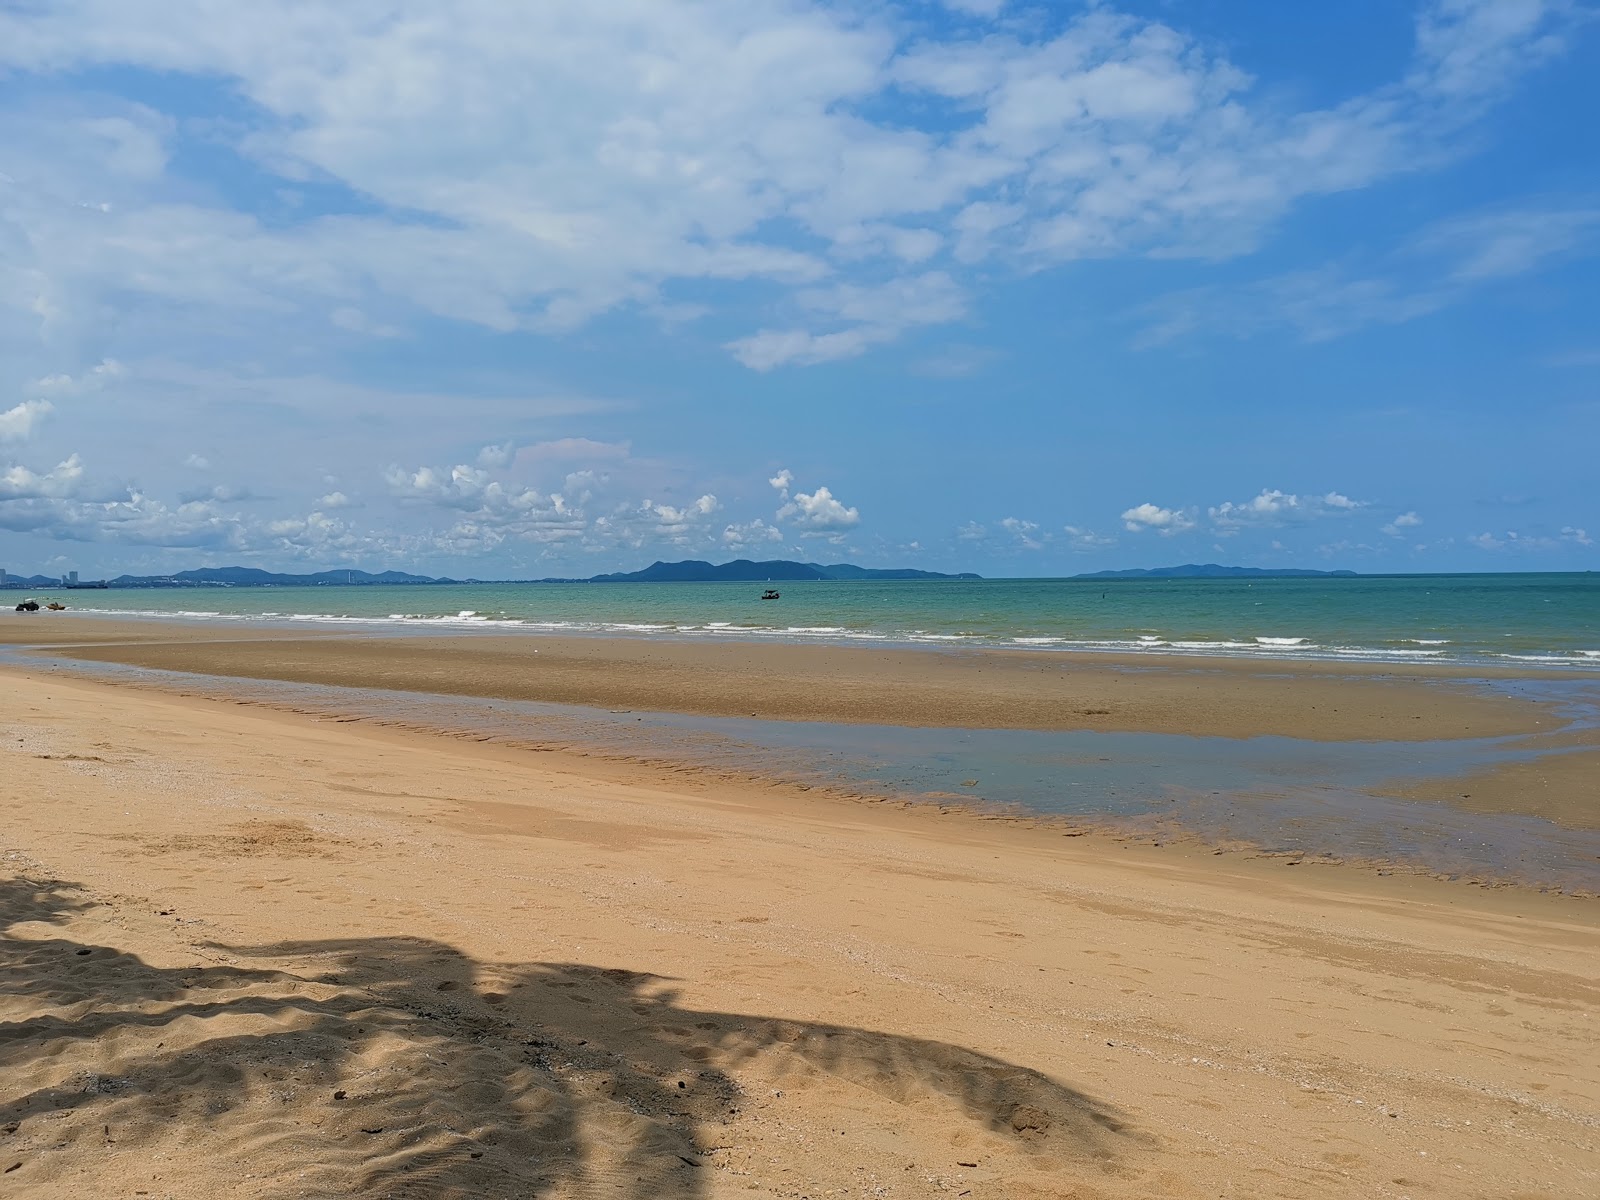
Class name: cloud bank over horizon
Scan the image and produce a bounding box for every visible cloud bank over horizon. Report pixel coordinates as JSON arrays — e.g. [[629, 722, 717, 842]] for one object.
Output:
[[1, 1, 1596, 576]]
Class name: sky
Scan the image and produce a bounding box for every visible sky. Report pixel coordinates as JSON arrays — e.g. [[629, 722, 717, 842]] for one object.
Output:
[[1, 0, 1597, 580]]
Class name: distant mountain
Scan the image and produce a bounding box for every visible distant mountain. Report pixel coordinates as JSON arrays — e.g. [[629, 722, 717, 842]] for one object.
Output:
[[1075, 564, 1358, 580], [101, 566, 458, 588], [585, 559, 982, 583], [1, 574, 64, 589]]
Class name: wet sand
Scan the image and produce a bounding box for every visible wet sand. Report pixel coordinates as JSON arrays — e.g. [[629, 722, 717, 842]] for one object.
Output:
[[2, 667, 1596, 1199], [4, 613, 1567, 741]]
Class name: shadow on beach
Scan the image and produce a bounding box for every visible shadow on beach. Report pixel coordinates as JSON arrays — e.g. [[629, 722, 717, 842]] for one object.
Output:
[[1, 874, 1134, 1197]]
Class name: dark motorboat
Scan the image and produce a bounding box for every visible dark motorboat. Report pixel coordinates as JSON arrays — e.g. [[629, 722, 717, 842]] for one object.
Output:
[[760, 589, 780, 600]]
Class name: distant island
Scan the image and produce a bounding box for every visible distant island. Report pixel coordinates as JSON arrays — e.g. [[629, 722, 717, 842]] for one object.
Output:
[[584, 560, 982, 583], [1074, 564, 1358, 580], [1, 559, 981, 589], [0, 566, 459, 590]]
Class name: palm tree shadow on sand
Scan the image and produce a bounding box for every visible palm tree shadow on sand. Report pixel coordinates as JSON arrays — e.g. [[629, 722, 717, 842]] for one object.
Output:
[[2, 875, 1137, 1197]]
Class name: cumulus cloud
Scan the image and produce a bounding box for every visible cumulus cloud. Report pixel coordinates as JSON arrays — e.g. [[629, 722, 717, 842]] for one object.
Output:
[[317, 491, 353, 510], [1382, 511, 1424, 536], [640, 494, 721, 540], [1207, 489, 1367, 531], [0, 399, 52, 442], [777, 482, 862, 534], [720, 518, 785, 551], [476, 443, 515, 469], [1, 454, 87, 501], [1121, 502, 1196, 536], [1561, 525, 1593, 546]]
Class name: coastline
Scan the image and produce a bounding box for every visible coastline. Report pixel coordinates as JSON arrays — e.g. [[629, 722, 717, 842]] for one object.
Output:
[[2, 666, 1596, 1198], [3, 613, 1580, 741], [5, 614, 1598, 874]]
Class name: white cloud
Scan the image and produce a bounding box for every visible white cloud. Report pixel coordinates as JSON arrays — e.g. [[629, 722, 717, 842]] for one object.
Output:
[[0, 398, 51, 442], [1208, 489, 1367, 531], [1466, 528, 1578, 552], [317, 490, 353, 510], [0, 0, 1580, 367], [1064, 524, 1116, 551], [778, 483, 861, 533], [1121, 502, 1196, 535], [1, 453, 86, 500], [768, 469, 795, 496], [727, 273, 968, 369], [476, 442, 515, 469], [1142, 201, 1600, 345], [183, 453, 211, 470], [1382, 511, 1424, 536], [999, 516, 1046, 550], [721, 518, 785, 551], [641, 494, 721, 539], [956, 520, 987, 541], [32, 360, 126, 397]]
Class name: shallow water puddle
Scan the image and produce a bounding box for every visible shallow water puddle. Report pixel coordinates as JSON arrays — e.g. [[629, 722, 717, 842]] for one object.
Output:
[[12, 652, 1600, 891]]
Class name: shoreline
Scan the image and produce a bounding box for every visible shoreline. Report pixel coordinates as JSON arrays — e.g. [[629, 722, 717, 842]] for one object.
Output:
[[29, 599, 1600, 671], [3, 613, 1586, 742], [2, 666, 1596, 1198], [6, 628, 1600, 885]]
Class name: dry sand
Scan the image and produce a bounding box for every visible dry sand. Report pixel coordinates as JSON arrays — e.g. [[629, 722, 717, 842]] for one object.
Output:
[[2, 667, 1596, 1199]]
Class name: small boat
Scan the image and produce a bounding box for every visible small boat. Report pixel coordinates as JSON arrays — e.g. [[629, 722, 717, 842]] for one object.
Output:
[[760, 589, 780, 601], [46, 602, 67, 611]]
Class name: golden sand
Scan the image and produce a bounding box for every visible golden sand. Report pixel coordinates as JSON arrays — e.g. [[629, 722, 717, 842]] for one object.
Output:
[[2, 665, 1596, 1198]]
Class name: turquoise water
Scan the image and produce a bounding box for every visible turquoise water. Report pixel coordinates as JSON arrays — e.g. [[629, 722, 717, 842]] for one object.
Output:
[[60, 572, 1600, 667]]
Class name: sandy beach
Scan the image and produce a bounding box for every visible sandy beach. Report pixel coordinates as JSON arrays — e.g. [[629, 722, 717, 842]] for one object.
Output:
[[2, 651, 1597, 1198]]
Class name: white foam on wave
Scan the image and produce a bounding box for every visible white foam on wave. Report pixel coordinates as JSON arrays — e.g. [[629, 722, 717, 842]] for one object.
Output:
[[1255, 636, 1311, 647], [1012, 636, 1066, 645], [1330, 647, 1443, 658], [1170, 640, 1256, 650], [1408, 639, 1450, 645]]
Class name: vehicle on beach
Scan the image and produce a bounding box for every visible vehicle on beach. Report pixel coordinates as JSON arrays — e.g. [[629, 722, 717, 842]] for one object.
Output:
[[14, 598, 40, 612], [760, 589, 780, 600]]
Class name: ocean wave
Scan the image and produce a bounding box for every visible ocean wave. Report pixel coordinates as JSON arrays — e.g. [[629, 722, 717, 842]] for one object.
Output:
[[1255, 636, 1312, 647]]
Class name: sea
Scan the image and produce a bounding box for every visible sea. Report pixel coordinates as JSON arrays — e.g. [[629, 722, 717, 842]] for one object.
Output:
[[61, 572, 1600, 668]]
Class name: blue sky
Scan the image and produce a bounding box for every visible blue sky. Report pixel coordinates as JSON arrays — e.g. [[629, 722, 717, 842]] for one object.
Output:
[[1, 0, 1596, 578]]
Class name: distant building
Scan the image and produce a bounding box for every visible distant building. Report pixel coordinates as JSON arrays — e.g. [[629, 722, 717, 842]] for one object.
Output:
[[0, 567, 7, 587], [64, 570, 79, 587]]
